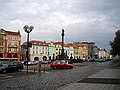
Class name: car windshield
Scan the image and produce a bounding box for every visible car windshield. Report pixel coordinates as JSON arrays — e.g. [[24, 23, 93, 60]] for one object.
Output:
[[60, 61, 65, 64], [0, 61, 17, 65], [0, 61, 9, 64], [9, 61, 17, 65], [52, 61, 68, 64]]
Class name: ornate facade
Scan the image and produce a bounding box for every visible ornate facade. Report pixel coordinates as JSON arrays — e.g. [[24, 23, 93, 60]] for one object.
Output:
[[0, 29, 21, 61]]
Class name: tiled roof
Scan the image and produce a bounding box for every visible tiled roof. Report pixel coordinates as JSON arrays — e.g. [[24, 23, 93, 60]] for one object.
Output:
[[64, 44, 74, 47], [73, 45, 79, 48], [5, 31, 20, 36], [53, 42, 62, 45], [30, 40, 48, 46]]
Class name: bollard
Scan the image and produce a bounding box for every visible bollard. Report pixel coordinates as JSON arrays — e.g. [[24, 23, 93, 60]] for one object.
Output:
[[44, 64, 45, 72], [38, 61, 41, 73], [34, 68, 35, 73]]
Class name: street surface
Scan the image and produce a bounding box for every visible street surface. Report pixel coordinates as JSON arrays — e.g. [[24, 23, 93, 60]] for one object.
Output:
[[0, 61, 119, 90]]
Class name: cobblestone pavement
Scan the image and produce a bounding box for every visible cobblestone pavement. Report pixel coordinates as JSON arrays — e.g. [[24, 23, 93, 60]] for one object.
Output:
[[0, 62, 110, 90], [57, 83, 120, 90], [57, 61, 120, 90]]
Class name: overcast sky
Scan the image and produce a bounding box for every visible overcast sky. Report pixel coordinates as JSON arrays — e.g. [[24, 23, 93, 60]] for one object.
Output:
[[0, 0, 120, 50]]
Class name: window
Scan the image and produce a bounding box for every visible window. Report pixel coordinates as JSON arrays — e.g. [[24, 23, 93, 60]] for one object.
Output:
[[10, 48, 17, 52], [39, 48, 41, 52], [36, 51, 38, 54], [36, 47, 38, 49], [0, 42, 3, 46], [33, 46, 35, 49], [11, 41, 17, 46], [0, 48, 3, 52]]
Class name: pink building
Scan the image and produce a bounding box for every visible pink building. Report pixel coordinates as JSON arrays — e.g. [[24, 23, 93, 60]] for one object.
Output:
[[0, 29, 21, 62]]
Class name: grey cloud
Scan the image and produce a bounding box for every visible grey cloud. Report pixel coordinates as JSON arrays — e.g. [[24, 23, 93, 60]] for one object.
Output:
[[0, 0, 120, 50]]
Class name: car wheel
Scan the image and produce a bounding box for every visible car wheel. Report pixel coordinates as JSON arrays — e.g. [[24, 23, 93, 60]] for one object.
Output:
[[54, 67, 57, 69], [3, 69, 7, 73], [17, 69, 19, 72], [52, 67, 55, 69], [0, 70, 4, 73]]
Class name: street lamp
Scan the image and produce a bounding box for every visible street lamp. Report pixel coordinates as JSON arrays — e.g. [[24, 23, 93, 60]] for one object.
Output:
[[23, 25, 34, 73]]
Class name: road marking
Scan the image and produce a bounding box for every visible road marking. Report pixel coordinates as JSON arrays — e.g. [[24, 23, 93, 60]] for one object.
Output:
[[0, 77, 16, 82], [0, 75, 13, 78], [0, 74, 15, 81]]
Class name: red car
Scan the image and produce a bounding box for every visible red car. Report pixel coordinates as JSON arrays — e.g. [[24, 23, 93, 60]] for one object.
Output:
[[49, 60, 73, 69]]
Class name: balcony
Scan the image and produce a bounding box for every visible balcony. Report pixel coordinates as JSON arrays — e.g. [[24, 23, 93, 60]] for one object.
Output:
[[8, 45, 17, 48], [0, 45, 4, 49]]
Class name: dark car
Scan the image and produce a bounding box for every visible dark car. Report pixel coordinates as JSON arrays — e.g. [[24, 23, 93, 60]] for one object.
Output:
[[0, 63, 17, 73], [10, 61, 24, 71], [69, 59, 83, 63], [0, 61, 24, 73], [6, 64, 18, 72], [16, 62, 24, 71]]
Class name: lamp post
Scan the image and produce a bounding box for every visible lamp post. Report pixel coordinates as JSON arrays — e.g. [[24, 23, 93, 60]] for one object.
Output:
[[23, 25, 34, 73]]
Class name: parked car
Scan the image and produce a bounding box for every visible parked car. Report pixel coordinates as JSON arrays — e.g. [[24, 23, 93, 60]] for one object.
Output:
[[41, 60, 52, 64], [0, 63, 18, 73], [0, 64, 8, 73], [95, 59, 106, 62], [23, 61, 39, 65], [88, 59, 95, 62], [106, 59, 112, 61], [70, 59, 84, 63], [16, 62, 24, 70], [49, 60, 73, 69], [0, 61, 24, 73]]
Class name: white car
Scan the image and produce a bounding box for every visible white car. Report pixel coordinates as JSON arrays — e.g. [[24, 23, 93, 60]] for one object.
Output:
[[28, 61, 39, 65]]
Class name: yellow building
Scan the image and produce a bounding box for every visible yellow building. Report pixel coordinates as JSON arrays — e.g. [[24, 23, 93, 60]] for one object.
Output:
[[73, 45, 79, 59], [78, 44, 89, 60], [73, 42, 93, 60]]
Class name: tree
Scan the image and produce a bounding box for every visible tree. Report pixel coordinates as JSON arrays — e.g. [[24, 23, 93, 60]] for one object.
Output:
[[110, 30, 120, 56]]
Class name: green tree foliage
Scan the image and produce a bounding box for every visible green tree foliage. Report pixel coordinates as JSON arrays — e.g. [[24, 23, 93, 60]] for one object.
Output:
[[110, 30, 120, 56]]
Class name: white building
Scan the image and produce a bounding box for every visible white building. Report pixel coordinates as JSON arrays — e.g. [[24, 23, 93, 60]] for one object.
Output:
[[29, 40, 48, 61], [98, 48, 106, 59], [53, 42, 62, 59]]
